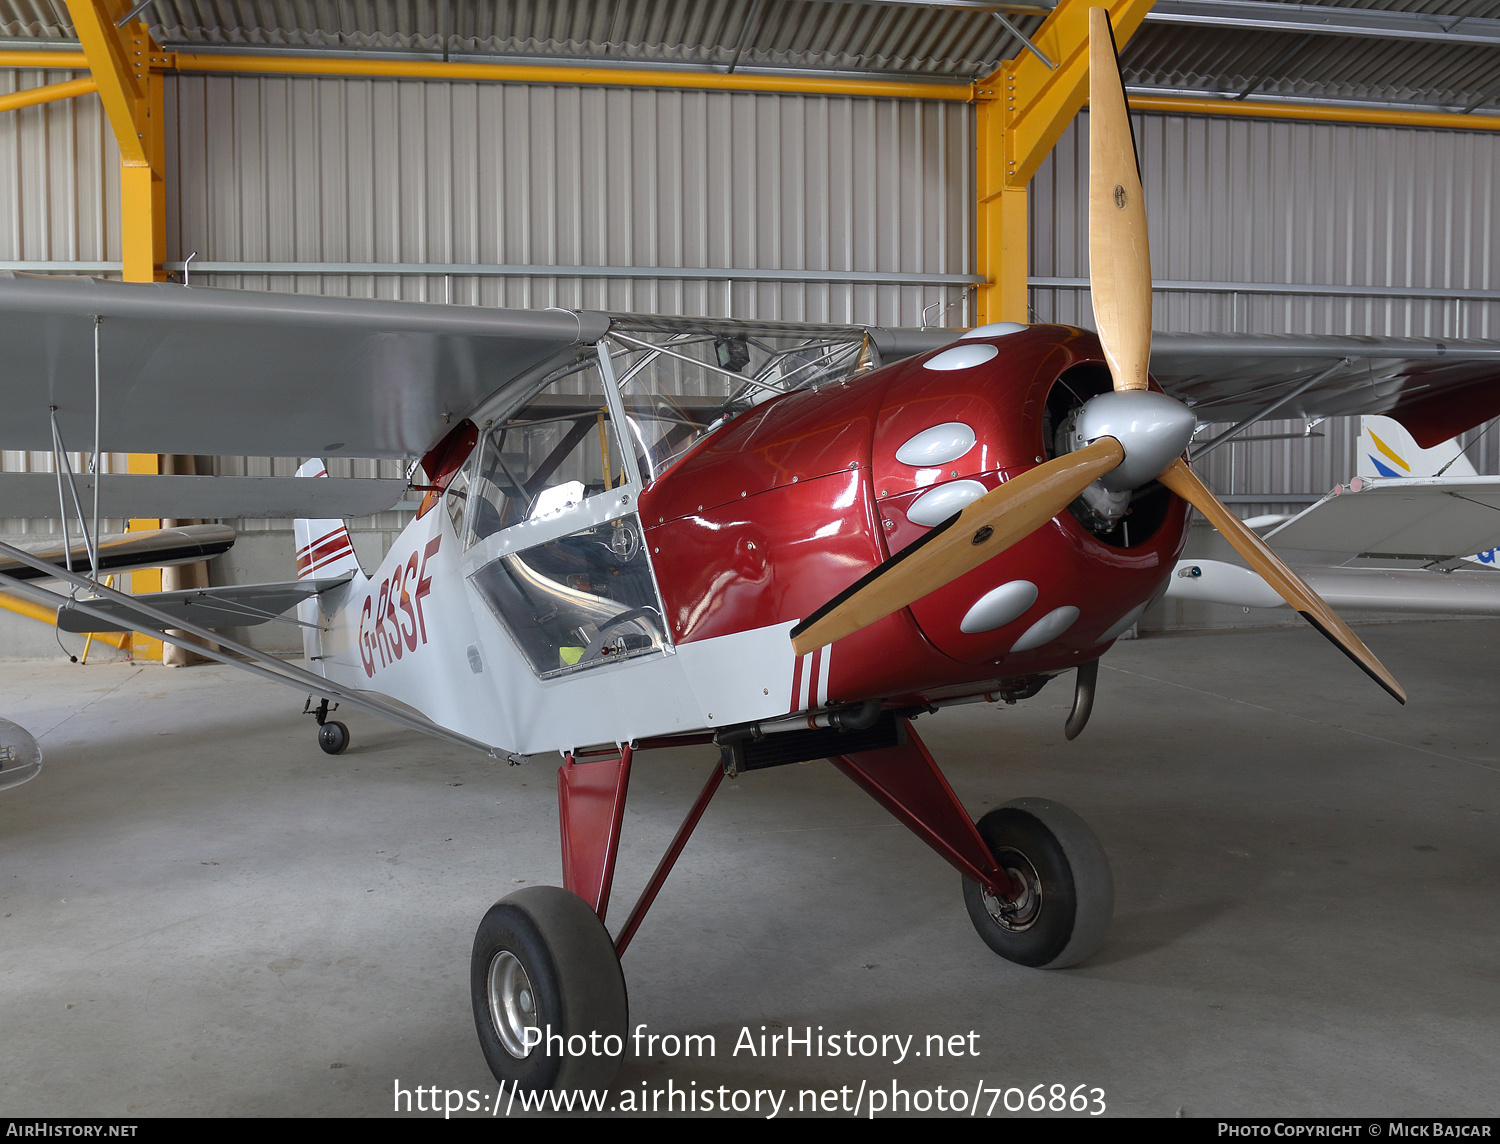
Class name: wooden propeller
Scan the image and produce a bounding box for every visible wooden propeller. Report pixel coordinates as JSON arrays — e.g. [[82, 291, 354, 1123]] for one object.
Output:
[[1088, 6, 1152, 395], [791, 9, 1403, 705], [1157, 459, 1405, 702]]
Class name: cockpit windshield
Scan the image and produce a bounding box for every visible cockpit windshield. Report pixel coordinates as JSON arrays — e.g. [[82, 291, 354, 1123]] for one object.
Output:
[[603, 317, 876, 485]]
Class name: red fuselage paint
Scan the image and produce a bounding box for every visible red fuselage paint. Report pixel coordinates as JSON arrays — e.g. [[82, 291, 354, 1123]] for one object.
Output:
[[638, 326, 1190, 708]]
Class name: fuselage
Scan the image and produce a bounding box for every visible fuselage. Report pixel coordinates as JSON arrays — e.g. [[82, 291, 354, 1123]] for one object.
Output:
[[306, 323, 1189, 755]]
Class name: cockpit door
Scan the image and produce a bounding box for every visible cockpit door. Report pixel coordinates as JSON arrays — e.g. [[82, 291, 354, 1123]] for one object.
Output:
[[459, 346, 668, 678]]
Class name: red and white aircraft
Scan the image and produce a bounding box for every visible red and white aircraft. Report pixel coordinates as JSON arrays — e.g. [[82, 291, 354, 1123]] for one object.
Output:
[[2, 11, 1498, 1092]]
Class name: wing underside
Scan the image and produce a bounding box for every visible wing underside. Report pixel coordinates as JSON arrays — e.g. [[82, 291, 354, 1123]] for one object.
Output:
[[1262, 476, 1500, 561], [0, 272, 608, 460], [0, 473, 408, 519], [0, 524, 235, 582], [1150, 333, 1500, 447]]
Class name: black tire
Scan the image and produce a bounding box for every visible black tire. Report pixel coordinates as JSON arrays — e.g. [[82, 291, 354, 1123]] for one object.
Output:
[[317, 720, 349, 755], [962, 797, 1114, 969], [471, 886, 628, 1093]]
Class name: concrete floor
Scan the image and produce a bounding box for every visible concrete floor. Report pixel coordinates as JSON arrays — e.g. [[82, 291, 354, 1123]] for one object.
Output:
[[1, 619, 1497, 1118]]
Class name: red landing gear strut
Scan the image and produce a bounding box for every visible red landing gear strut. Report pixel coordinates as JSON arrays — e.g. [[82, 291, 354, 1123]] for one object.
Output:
[[554, 720, 1021, 949], [472, 718, 1111, 1093]]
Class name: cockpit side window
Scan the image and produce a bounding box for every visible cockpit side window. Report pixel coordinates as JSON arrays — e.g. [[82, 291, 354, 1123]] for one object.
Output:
[[465, 361, 629, 548]]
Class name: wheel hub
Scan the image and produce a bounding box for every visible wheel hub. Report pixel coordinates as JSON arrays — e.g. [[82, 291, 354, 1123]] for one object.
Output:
[[981, 847, 1043, 932], [486, 950, 539, 1058]]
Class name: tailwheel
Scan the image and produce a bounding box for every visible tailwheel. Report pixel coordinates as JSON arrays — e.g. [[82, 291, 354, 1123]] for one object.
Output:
[[962, 798, 1114, 969], [317, 720, 349, 755], [471, 886, 628, 1093]]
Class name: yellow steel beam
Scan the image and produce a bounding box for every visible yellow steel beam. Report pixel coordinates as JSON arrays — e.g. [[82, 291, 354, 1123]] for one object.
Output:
[[6, 45, 1500, 137], [0, 591, 131, 652], [4, 45, 969, 100], [169, 50, 974, 100], [67, 4, 173, 659], [120, 65, 165, 283], [0, 51, 91, 68], [0, 590, 131, 652], [66, 1, 152, 165], [1, 45, 967, 100], [0, 591, 61, 628], [1131, 93, 1500, 133], [0, 77, 97, 114], [975, 96, 1030, 325], [975, 0, 1156, 324], [0, 44, 969, 100], [983, 0, 1157, 191]]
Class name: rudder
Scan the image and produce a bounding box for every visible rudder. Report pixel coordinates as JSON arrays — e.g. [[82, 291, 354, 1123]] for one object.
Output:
[[293, 459, 364, 580]]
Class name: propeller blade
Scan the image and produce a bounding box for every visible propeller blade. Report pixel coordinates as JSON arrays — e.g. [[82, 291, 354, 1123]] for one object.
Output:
[[791, 437, 1126, 656], [1156, 458, 1406, 704], [1088, 7, 1152, 394]]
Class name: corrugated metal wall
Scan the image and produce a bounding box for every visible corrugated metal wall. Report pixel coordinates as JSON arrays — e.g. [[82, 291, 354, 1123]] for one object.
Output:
[[0, 67, 114, 267], [1, 70, 973, 539], [167, 75, 971, 325], [0, 68, 122, 537], [8, 74, 1500, 531], [1031, 109, 1500, 514]]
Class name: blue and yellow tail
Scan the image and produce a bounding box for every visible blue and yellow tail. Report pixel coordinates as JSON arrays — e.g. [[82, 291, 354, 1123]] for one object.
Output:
[[1357, 415, 1474, 480]]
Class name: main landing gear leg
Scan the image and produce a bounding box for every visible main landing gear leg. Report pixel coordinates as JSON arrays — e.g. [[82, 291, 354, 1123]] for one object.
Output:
[[471, 744, 638, 1093], [470, 741, 724, 1092], [832, 720, 1113, 969]]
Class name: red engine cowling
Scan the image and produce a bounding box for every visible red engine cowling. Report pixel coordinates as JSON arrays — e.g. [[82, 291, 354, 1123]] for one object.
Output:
[[639, 326, 1190, 708]]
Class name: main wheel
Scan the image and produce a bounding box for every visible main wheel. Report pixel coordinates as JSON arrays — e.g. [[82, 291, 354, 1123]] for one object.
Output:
[[962, 797, 1114, 969], [317, 720, 349, 755], [471, 886, 628, 1093]]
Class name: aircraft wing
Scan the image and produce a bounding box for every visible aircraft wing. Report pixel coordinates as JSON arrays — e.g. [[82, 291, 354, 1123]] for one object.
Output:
[[0, 272, 610, 460], [1166, 475, 1500, 616], [0, 473, 408, 519], [1261, 476, 1500, 561], [1167, 558, 1500, 614], [1151, 333, 1500, 447], [0, 524, 235, 582], [54, 575, 353, 633]]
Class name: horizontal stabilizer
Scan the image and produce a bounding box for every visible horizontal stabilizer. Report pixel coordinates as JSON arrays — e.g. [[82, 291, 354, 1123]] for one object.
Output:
[[1262, 476, 1500, 560], [0, 524, 234, 582], [0, 473, 409, 520], [55, 574, 354, 633]]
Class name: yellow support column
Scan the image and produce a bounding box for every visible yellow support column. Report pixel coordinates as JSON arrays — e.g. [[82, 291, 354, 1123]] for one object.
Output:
[[74, 3, 171, 660], [122, 61, 167, 661], [120, 65, 166, 284], [975, 85, 1030, 326], [124, 454, 164, 661], [974, 0, 1157, 326]]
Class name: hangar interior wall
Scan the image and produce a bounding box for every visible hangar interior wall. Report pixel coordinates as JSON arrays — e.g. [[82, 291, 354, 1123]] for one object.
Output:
[[3, 68, 1500, 655], [0, 69, 972, 655], [1033, 110, 1500, 517]]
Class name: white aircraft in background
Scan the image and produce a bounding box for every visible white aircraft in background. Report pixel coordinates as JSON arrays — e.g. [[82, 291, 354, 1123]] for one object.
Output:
[[1167, 415, 1500, 615]]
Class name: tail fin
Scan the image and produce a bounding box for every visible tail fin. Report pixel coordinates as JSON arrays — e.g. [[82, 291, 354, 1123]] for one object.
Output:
[[293, 459, 364, 580], [1357, 415, 1475, 479]]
